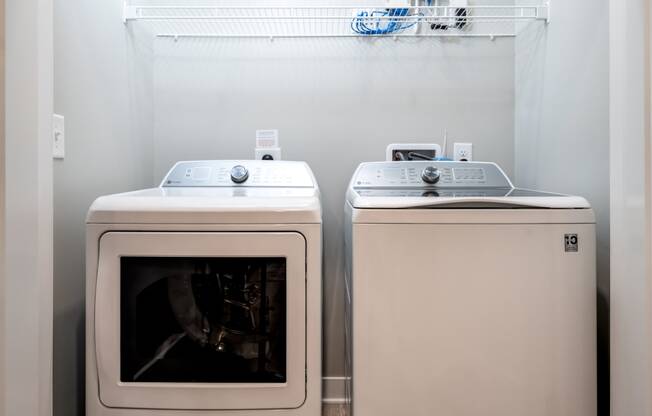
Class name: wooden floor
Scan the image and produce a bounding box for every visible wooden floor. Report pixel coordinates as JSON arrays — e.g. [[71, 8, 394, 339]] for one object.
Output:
[[323, 404, 348, 416]]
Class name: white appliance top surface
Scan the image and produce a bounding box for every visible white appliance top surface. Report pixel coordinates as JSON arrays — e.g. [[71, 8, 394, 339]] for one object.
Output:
[[348, 161, 591, 209], [87, 161, 321, 224]]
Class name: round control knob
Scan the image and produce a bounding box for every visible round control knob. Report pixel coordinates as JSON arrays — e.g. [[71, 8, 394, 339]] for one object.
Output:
[[421, 166, 441, 184], [230, 165, 249, 184]]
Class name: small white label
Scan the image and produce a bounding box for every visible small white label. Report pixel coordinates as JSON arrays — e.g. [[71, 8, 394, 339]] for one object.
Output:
[[256, 129, 279, 148]]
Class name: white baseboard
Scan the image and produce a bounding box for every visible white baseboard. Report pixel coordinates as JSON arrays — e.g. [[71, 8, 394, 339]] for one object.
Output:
[[323, 376, 350, 404]]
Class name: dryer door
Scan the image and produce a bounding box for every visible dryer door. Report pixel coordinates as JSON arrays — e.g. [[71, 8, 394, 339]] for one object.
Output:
[[94, 232, 307, 410]]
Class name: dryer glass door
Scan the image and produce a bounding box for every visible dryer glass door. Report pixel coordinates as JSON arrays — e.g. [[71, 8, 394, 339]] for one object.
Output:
[[94, 232, 306, 410], [120, 256, 287, 384]]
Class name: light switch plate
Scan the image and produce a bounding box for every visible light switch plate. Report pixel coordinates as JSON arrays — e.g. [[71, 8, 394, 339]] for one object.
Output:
[[453, 142, 473, 161], [53, 114, 65, 159]]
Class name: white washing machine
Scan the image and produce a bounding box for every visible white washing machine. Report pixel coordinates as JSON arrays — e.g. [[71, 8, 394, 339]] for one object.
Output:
[[86, 160, 322, 416], [345, 161, 596, 416]]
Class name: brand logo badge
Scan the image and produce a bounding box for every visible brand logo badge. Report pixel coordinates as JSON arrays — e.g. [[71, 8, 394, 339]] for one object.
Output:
[[565, 234, 579, 252]]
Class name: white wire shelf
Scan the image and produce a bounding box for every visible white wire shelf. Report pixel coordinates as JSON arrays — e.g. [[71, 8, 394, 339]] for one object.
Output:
[[124, 2, 550, 40]]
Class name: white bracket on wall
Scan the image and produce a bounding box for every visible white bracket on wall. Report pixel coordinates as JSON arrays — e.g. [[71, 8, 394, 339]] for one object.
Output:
[[534, 0, 551, 24], [544, 0, 551, 24], [123, 2, 137, 24]]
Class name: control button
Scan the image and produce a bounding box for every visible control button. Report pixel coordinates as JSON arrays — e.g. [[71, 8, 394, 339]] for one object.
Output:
[[421, 166, 441, 184], [230, 165, 249, 184]]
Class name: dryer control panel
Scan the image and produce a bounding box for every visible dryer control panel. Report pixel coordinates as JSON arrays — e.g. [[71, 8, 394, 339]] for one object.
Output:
[[352, 161, 513, 189], [162, 160, 315, 188]]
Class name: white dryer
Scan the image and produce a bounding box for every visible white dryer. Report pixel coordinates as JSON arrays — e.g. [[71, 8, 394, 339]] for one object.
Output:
[[86, 160, 322, 416], [345, 161, 596, 416]]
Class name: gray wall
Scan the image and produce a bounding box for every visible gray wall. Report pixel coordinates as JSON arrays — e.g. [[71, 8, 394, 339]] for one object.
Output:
[[514, 1, 610, 414], [54, 2, 515, 414], [53, 1, 154, 415]]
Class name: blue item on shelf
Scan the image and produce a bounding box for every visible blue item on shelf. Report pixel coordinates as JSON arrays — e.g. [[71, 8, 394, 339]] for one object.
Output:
[[351, 8, 418, 35]]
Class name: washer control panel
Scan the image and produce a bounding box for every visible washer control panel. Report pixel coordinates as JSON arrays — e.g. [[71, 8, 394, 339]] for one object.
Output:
[[352, 161, 512, 189], [162, 160, 315, 188]]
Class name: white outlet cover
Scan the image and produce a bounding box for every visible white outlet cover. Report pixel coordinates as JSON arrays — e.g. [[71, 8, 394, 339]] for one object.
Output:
[[453, 142, 473, 161], [255, 147, 282, 161], [53, 114, 65, 159]]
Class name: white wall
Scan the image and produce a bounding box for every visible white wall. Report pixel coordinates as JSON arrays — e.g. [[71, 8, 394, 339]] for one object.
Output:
[[53, 1, 154, 415], [609, 1, 652, 415], [4, 0, 54, 415], [152, 36, 516, 380], [514, 0, 610, 413]]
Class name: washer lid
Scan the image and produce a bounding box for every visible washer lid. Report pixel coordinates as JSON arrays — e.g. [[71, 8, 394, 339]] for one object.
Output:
[[349, 188, 591, 209], [347, 161, 591, 209], [87, 187, 321, 224]]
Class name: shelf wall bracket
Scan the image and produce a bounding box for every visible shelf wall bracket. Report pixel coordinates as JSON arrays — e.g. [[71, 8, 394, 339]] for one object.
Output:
[[540, 0, 551, 24], [547, 0, 551, 24], [123, 2, 137, 24]]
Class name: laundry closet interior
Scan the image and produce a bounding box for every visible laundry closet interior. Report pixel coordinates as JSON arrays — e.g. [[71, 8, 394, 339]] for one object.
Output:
[[52, 1, 609, 415]]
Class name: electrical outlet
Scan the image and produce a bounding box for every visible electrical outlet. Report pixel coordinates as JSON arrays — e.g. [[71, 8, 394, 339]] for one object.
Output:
[[453, 142, 473, 161], [255, 148, 282, 160], [53, 114, 65, 159]]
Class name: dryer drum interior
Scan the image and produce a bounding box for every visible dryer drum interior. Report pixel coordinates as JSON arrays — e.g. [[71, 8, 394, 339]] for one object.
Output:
[[120, 257, 287, 384]]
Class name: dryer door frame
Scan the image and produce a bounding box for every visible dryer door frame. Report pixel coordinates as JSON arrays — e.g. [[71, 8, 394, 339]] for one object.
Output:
[[94, 231, 307, 410]]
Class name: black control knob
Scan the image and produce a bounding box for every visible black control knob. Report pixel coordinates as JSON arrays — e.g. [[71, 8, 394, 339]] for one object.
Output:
[[421, 166, 441, 184], [230, 165, 249, 184]]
